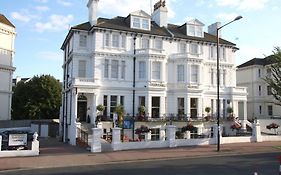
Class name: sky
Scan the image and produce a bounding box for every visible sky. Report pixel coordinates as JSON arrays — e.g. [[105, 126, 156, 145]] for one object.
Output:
[[1, 0, 281, 81]]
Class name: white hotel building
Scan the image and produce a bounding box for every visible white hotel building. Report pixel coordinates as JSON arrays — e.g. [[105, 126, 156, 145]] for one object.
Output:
[[61, 0, 248, 145], [0, 14, 16, 121]]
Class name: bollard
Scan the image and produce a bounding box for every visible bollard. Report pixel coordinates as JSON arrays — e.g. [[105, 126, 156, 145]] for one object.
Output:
[[254, 172, 258, 175], [279, 156, 281, 175]]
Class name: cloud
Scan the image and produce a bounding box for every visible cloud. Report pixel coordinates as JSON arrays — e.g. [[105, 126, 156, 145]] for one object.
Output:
[[11, 12, 30, 22], [215, 0, 269, 11], [37, 51, 62, 61], [34, 0, 48, 3], [35, 6, 50, 12], [57, 0, 73, 6], [236, 45, 268, 65], [34, 14, 73, 32], [98, 0, 175, 19], [216, 12, 239, 21]]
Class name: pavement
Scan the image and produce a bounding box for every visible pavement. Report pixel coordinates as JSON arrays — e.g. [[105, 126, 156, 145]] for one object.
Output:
[[0, 138, 281, 172]]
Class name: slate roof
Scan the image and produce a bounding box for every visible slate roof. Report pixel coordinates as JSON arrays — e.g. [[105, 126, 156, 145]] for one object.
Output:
[[237, 55, 276, 68], [66, 16, 236, 48], [0, 14, 15, 28]]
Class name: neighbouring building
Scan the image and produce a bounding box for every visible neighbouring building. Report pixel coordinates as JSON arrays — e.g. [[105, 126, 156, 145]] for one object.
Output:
[[12, 76, 31, 87], [237, 56, 281, 119], [61, 0, 248, 145], [0, 14, 16, 120]]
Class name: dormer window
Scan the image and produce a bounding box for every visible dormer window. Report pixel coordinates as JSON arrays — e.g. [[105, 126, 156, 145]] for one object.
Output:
[[186, 19, 204, 38], [133, 18, 141, 28], [142, 19, 149, 30], [130, 10, 151, 30]]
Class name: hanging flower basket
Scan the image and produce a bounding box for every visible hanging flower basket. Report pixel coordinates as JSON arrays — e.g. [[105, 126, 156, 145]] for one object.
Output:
[[135, 125, 150, 135], [266, 123, 279, 130], [181, 123, 196, 132], [231, 122, 241, 131]]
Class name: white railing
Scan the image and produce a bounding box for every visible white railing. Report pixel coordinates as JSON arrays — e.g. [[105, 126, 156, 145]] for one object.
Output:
[[135, 48, 164, 54], [72, 78, 95, 86]]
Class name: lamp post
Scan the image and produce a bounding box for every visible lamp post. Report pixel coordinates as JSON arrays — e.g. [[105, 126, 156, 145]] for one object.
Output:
[[216, 16, 242, 152]]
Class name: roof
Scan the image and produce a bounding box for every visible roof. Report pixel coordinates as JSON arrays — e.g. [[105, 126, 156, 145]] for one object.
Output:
[[0, 14, 15, 28], [62, 15, 236, 49], [237, 55, 276, 68]]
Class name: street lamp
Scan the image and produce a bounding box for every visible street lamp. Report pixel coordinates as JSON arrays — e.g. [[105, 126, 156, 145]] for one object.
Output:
[[216, 16, 242, 152]]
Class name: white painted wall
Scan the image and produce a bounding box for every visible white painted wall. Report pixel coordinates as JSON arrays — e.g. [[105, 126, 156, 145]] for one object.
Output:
[[0, 16, 16, 121]]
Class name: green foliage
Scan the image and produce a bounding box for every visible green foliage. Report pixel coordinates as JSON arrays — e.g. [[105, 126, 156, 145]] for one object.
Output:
[[227, 107, 233, 114], [138, 105, 146, 115], [264, 47, 281, 105], [12, 75, 62, 120], [205, 107, 211, 113], [96, 104, 104, 112]]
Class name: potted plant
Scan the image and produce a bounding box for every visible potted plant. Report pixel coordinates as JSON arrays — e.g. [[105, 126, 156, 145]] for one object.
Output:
[[181, 123, 196, 132], [226, 107, 234, 121], [266, 123, 279, 134], [96, 104, 104, 122], [204, 107, 211, 121], [137, 105, 146, 121], [230, 122, 241, 131], [115, 104, 125, 127], [135, 125, 150, 140]]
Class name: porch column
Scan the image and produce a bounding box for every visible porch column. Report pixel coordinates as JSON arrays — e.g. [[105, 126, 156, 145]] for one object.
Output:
[[166, 125, 176, 148], [147, 95, 152, 119], [91, 94, 97, 125], [243, 100, 247, 120], [198, 97, 203, 119], [0, 135, 2, 151], [70, 89, 78, 145], [186, 97, 190, 120]]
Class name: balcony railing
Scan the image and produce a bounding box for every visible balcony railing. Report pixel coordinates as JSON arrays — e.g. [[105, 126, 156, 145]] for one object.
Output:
[[72, 78, 96, 86], [135, 48, 164, 55]]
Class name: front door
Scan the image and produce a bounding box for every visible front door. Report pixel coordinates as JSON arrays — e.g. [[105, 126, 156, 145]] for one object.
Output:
[[77, 101, 87, 122]]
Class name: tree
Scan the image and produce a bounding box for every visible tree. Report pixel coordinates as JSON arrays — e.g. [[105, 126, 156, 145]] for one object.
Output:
[[264, 47, 281, 105], [12, 75, 62, 120]]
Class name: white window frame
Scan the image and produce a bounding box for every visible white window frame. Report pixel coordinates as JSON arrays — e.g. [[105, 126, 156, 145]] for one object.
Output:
[[78, 60, 86, 77], [154, 39, 163, 50], [133, 17, 141, 28], [111, 60, 119, 79], [139, 61, 146, 79], [104, 33, 110, 47], [104, 59, 109, 78], [178, 43, 186, 53], [142, 38, 150, 49], [79, 35, 87, 47], [121, 61, 126, 79], [152, 62, 161, 80], [191, 65, 198, 83], [177, 65, 184, 82], [112, 34, 120, 48], [142, 19, 149, 30], [190, 43, 199, 54]]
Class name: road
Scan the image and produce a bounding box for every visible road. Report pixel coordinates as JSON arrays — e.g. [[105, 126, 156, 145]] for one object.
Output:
[[1, 152, 280, 175]]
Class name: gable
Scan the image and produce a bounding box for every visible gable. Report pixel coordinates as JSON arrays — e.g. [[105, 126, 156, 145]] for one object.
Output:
[[130, 10, 151, 18]]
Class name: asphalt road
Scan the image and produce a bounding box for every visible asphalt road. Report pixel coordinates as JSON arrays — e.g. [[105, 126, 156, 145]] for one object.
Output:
[[1, 152, 280, 175]]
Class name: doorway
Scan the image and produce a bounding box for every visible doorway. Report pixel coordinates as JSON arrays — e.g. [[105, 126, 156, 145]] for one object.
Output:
[[77, 94, 87, 122]]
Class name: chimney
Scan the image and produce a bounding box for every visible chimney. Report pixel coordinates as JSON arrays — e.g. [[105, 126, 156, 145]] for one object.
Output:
[[151, 0, 168, 27], [208, 22, 221, 37], [87, 0, 99, 26]]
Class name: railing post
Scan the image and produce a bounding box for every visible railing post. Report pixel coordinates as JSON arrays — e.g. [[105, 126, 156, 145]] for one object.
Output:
[[0, 135, 2, 151], [252, 120, 262, 142], [112, 127, 122, 151], [166, 125, 176, 148], [31, 132, 39, 155], [91, 128, 102, 153]]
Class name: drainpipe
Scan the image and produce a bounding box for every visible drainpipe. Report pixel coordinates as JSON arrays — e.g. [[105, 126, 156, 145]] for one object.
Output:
[[132, 34, 137, 140]]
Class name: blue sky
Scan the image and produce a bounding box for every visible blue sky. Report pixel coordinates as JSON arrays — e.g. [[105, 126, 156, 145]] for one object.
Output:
[[1, 0, 281, 81]]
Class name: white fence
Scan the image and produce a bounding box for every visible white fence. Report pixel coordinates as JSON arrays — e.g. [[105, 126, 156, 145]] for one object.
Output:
[[90, 120, 281, 152]]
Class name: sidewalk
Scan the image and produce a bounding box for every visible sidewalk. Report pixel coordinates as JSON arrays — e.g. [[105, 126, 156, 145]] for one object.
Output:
[[0, 138, 280, 172]]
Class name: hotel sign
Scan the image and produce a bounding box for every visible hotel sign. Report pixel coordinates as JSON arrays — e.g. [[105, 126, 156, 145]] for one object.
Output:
[[8, 134, 27, 146]]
